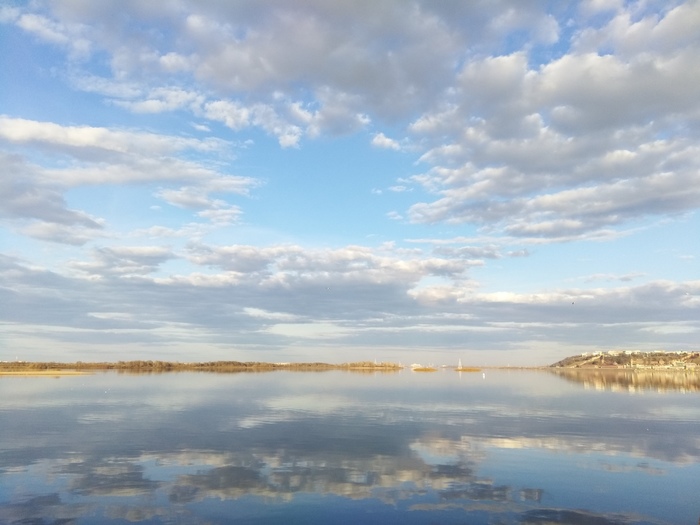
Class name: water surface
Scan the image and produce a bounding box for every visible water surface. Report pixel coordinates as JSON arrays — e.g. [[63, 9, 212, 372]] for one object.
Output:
[[1, 369, 699, 524]]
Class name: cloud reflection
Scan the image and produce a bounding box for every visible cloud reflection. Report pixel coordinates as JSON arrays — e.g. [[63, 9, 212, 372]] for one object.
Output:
[[1, 371, 698, 524]]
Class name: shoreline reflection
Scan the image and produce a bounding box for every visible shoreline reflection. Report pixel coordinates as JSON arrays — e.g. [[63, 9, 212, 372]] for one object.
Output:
[[550, 368, 700, 392], [1, 371, 698, 524]]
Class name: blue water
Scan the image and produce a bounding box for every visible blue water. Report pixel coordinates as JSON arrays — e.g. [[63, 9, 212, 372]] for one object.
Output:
[[1, 369, 698, 524]]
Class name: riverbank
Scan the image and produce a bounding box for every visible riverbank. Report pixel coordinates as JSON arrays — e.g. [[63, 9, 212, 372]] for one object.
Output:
[[550, 350, 700, 370], [0, 360, 404, 374], [0, 370, 89, 376]]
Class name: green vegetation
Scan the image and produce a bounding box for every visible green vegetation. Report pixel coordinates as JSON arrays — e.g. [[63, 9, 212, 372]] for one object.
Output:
[[0, 360, 404, 374]]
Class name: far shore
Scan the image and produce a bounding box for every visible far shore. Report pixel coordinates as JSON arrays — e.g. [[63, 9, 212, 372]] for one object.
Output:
[[3, 355, 696, 376], [0, 360, 528, 375], [0, 360, 407, 374], [0, 370, 89, 376]]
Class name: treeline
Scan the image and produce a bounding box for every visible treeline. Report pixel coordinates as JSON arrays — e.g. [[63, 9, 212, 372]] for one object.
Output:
[[0, 360, 403, 373]]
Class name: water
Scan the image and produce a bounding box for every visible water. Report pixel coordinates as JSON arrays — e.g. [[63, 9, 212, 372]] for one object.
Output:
[[1, 369, 699, 524]]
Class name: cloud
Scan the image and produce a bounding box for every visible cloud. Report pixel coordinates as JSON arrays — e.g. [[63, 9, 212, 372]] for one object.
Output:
[[0, 116, 226, 158], [394, 3, 700, 240], [3, 239, 699, 358], [70, 246, 177, 278], [0, 153, 104, 244], [8, 3, 698, 241], [371, 132, 401, 151], [580, 0, 623, 16], [17, 13, 69, 45], [0, 117, 258, 237], [203, 99, 306, 147], [113, 87, 204, 114], [15, 12, 91, 57], [0, 1, 476, 145], [19, 221, 104, 246], [2, 1, 699, 361], [432, 245, 503, 260]]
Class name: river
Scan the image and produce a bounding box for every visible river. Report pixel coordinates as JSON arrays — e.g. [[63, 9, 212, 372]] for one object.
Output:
[[1, 368, 698, 524]]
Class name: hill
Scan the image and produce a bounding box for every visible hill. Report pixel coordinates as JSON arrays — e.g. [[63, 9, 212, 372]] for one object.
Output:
[[551, 351, 700, 369]]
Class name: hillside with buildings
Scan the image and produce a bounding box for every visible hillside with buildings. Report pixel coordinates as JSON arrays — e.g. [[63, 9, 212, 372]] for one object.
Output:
[[551, 350, 700, 369]]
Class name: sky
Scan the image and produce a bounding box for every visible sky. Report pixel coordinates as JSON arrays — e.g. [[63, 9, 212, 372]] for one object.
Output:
[[1, 0, 699, 366]]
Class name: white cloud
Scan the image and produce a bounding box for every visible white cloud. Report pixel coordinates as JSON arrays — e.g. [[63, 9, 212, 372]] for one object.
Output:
[[203, 100, 251, 131], [191, 123, 211, 132], [580, 0, 624, 16], [114, 87, 204, 114], [0, 116, 227, 157], [371, 132, 401, 151], [2, 1, 700, 361], [406, 46, 700, 238], [196, 206, 243, 226], [70, 246, 177, 277], [304, 88, 371, 138], [203, 99, 307, 147], [3, 245, 698, 358], [156, 187, 222, 210], [0, 153, 104, 244], [19, 221, 104, 246], [0, 117, 258, 239], [158, 52, 192, 73], [243, 308, 300, 322], [15, 12, 90, 58], [17, 13, 69, 45], [70, 74, 144, 99]]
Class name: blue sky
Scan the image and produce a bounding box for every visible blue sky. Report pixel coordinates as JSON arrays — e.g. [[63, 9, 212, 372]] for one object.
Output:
[[1, 0, 698, 366]]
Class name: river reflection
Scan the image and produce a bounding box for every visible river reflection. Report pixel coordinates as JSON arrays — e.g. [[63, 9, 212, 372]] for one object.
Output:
[[550, 368, 700, 393], [1, 370, 698, 524]]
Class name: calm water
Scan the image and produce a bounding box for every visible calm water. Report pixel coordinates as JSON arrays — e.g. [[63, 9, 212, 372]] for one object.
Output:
[[1, 369, 699, 524]]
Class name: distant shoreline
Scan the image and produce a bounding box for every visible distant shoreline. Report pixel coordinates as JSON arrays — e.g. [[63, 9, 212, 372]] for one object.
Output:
[[0, 370, 90, 376], [3, 354, 697, 375], [0, 360, 406, 374], [550, 350, 700, 370], [0, 360, 519, 374]]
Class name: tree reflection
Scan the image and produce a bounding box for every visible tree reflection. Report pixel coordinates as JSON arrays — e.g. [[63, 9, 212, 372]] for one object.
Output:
[[521, 508, 632, 524], [550, 368, 700, 392]]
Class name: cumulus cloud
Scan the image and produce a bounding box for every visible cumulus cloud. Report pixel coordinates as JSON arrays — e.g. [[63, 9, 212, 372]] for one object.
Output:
[[371, 132, 401, 151], [15, 11, 91, 58], [8, 2, 698, 240], [71, 246, 177, 278], [0, 116, 226, 158], [407, 41, 700, 237], [19, 221, 104, 246], [0, 117, 258, 238], [2, 248, 698, 357], [0, 1, 489, 145], [2, 1, 699, 360], [0, 153, 104, 244]]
